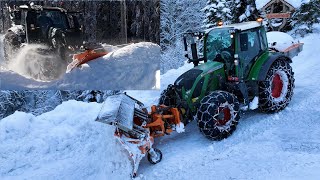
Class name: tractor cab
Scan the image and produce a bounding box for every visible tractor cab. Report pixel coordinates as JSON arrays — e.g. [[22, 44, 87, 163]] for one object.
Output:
[[184, 21, 268, 82], [204, 28, 235, 76], [12, 5, 82, 45]]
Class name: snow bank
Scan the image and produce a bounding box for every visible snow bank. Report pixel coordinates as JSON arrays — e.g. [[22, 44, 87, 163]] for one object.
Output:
[[0, 100, 132, 179], [267, 31, 296, 51], [57, 42, 160, 90], [0, 42, 160, 90]]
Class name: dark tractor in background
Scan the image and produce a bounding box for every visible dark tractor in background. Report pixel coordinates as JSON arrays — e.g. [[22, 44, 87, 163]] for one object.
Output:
[[3, 4, 83, 80]]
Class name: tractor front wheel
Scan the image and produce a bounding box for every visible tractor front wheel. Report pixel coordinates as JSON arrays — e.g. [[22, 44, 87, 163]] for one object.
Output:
[[196, 91, 240, 140], [258, 59, 294, 112], [158, 85, 177, 106]]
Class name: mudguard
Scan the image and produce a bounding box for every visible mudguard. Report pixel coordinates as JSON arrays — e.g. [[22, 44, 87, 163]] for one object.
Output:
[[257, 53, 292, 81]]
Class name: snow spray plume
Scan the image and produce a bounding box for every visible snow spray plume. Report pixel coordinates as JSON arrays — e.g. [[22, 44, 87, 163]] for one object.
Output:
[[8, 44, 67, 81]]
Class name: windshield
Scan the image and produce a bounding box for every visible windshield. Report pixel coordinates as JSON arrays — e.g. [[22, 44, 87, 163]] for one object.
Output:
[[40, 10, 68, 29], [205, 28, 234, 61]]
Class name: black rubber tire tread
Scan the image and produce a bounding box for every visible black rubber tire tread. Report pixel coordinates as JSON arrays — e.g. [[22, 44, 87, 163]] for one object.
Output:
[[50, 29, 67, 61], [196, 90, 240, 141], [147, 148, 162, 164], [158, 85, 177, 107], [258, 59, 294, 112]]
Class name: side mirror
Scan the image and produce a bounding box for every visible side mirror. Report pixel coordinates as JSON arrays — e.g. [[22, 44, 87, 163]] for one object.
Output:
[[240, 33, 248, 51]]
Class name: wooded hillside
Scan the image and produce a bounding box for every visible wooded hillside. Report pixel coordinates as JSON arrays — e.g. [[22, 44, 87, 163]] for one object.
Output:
[[0, 0, 160, 44]]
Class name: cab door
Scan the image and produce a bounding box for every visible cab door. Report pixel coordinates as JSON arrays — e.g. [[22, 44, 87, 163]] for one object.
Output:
[[237, 27, 267, 79], [25, 11, 40, 43]]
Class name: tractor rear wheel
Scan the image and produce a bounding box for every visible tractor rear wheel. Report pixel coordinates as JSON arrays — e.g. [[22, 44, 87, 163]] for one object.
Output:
[[196, 91, 240, 140], [258, 59, 294, 112]]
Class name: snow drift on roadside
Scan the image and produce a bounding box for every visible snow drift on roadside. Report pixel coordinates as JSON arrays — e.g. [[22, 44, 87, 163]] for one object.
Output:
[[55, 42, 160, 89], [0, 100, 132, 179]]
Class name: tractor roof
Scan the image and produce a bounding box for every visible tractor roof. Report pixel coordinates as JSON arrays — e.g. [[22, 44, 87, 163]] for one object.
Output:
[[206, 21, 263, 33], [19, 5, 67, 13]]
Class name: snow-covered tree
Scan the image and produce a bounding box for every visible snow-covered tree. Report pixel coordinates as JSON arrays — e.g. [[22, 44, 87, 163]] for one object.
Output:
[[203, 0, 259, 28], [0, 90, 120, 120], [161, 0, 205, 73], [233, 0, 259, 23], [292, 0, 320, 34], [130, 0, 160, 44], [0, 91, 25, 119], [203, 0, 231, 28]]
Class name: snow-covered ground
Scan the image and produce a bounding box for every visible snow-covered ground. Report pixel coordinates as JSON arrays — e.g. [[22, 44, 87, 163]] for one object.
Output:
[[1, 31, 320, 180], [0, 100, 132, 179], [0, 42, 160, 90]]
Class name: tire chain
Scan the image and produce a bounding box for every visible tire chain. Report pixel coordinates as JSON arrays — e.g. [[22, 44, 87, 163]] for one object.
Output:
[[259, 60, 295, 112], [196, 91, 240, 140]]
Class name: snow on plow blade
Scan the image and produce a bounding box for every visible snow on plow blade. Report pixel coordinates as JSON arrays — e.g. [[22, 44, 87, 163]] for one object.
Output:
[[95, 94, 155, 177], [96, 93, 135, 131], [66, 48, 108, 73], [95, 93, 184, 177]]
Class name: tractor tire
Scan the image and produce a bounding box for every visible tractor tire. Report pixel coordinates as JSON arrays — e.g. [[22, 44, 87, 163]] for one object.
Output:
[[196, 91, 240, 140], [50, 28, 68, 62], [158, 85, 177, 106], [258, 59, 294, 112], [147, 148, 162, 164]]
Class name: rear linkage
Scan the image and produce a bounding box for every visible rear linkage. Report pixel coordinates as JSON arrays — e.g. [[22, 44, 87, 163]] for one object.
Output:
[[95, 93, 184, 178]]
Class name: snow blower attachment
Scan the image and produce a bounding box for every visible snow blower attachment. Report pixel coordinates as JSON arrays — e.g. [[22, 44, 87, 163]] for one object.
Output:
[[96, 93, 184, 177]]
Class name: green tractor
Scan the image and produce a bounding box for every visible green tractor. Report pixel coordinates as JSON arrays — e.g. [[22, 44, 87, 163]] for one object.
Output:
[[159, 21, 303, 140]]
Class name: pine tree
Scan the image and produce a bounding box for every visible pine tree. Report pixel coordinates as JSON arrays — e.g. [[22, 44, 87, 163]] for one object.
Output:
[[203, 0, 231, 28], [292, 0, 320, 33], [203, 0, 258, 28], [230, 0, 259, 23]]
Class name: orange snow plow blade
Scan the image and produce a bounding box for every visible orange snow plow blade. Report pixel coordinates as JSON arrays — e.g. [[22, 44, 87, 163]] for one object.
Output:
[[66, 48, 108, 73], [95, 93, 184, 177]]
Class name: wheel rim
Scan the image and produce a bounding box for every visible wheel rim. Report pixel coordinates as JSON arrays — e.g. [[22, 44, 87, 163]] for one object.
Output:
[[271, 73, 283, 98], [217, 107, 231, 126], [270, 70, 289, 102]]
